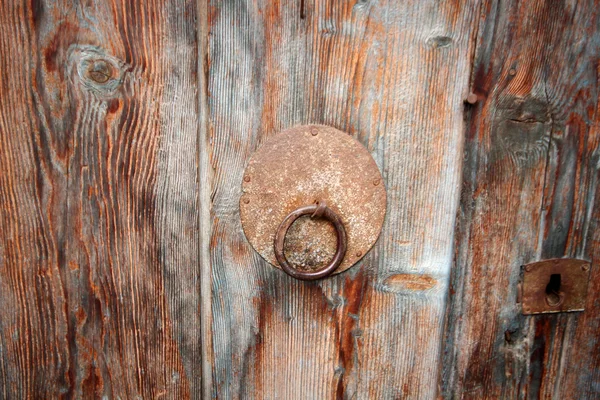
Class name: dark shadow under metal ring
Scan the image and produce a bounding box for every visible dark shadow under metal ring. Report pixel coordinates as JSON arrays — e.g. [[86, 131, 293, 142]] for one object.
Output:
[[273, 201, 347, 281]]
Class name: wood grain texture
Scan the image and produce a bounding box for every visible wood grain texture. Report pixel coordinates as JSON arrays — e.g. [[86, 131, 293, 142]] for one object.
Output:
[[3, 0, 599, 398], [441, 0, 600, 398], [0, 1, 201, 398], [202, 0, 478, 398]]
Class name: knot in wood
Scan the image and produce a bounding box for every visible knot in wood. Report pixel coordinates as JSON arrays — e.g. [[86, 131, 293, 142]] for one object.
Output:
[[70, 46, 127, 99], [86, 59, 113, 84]]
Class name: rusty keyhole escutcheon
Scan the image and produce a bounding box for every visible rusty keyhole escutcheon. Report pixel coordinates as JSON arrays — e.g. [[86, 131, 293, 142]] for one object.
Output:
[[240, 125, 387, 280]]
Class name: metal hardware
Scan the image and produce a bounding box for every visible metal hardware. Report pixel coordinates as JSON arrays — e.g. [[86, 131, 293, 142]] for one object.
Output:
[[240, 125, 386, 276], [520, 258, 591, 315], [274, 201, 347, 280], [466, 92, 478, 105]]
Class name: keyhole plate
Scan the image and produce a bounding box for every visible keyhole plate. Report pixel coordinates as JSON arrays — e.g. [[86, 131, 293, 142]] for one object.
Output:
[[240, 125, 387, 275], [520, 259, 591, 315]]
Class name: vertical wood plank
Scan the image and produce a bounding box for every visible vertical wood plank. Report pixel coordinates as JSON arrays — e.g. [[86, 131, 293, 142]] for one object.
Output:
[[442, 0, 600, 398], [203, 0, 479, 398], [0, 1, 201, 398], [0, 1, 70, 396]]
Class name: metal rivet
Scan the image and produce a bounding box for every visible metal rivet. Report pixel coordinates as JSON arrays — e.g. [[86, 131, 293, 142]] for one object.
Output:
[[356, 251, 362, 258], [466, 92, 478, 104], [582, 264, 590, 271], [243, 197, 250, 204], [373, 178, 381, 186], [509, 68, 517, 76], [87, 60, 113, 83], [525, 265, 532, 272], [523, 306, 530, 313], [311, 127, 318, 136], [244, 176, 251, 183]]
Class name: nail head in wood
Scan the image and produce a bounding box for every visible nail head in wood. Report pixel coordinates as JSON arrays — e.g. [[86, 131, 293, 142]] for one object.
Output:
[[466, 93, 478, 104]]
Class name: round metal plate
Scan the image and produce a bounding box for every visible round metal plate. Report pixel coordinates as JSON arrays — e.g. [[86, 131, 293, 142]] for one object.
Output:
[[240, 125, 387, 275]]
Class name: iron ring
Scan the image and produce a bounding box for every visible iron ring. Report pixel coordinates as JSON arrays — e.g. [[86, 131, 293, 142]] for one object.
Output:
[[273, 201, 347, 280]]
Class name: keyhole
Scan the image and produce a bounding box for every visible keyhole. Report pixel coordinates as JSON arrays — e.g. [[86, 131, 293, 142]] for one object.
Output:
[[545, 274, 563, 306]]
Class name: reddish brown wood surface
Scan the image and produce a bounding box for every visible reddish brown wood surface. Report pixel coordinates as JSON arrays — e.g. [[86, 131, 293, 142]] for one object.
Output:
[[442, 1, 600, 398], [0, 1, 201, 398], [1, 0, 599, 399], [202, 1, 478, 398]]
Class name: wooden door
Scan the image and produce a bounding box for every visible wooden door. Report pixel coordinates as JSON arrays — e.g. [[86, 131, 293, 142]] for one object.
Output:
[[0, 1, 598, 399]]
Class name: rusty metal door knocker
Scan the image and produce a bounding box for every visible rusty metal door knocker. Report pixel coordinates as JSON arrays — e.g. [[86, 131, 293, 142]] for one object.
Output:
[[240, 125, 386, 280], [274, 201, 347, 280]]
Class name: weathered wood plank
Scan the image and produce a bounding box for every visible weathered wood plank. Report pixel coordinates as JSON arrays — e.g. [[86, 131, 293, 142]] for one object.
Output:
[[442, 0, 600, 398], [0, 1, 201, 398], [202, 0, 478, 398], [0, 2, 70, 396]]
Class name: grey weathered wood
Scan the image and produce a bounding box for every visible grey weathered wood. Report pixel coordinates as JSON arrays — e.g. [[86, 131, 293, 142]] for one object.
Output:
[[2, 0, 599, 398], [201, 1, 479, 398], [442, 0, 600, 398], [0, 1, 201, 397]]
